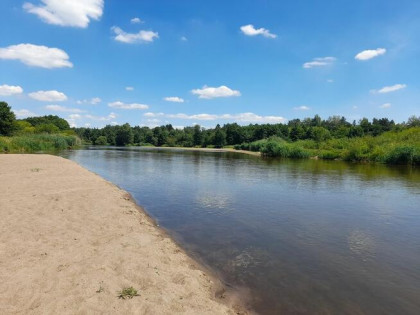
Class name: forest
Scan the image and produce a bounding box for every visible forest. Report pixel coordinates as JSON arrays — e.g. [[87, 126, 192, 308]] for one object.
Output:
[[1, 101, 419, 164], [72, 114, 420, 165]]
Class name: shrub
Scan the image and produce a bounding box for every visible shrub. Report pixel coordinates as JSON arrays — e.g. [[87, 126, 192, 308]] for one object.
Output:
[[384, 145, 419, 165]]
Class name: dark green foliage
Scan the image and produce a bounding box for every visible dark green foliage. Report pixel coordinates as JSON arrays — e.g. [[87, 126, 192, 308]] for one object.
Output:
[[116, 123, 134, 146], [213, 124, 226, 148], [23, 115, 70, 130], [94, 135, 108, 145], [71, 114, 419, 166], [0, 102, 16, 136], [384, 146, 419, 165]]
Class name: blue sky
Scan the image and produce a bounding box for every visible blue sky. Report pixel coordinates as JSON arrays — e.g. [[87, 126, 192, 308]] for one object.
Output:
[[0, 0, 419, 128]]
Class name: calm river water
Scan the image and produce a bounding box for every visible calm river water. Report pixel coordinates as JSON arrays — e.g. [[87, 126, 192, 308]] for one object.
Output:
[[61, 147, 420, 314]]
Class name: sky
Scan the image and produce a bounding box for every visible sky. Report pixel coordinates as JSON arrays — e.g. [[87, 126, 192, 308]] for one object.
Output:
[[0, 0, 419, 128]]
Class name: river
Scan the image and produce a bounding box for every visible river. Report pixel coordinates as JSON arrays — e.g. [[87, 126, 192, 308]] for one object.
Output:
[[60, 146, 420, 314]]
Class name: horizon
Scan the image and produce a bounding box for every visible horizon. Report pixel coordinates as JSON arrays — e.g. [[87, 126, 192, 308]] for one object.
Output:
[[1, 0, 419, 128]]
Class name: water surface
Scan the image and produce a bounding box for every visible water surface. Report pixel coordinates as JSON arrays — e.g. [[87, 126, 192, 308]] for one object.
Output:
[[60, 147, 420, 314]]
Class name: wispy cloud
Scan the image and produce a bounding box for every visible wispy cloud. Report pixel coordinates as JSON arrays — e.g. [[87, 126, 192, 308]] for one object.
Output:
[[379, 103, 391, 109], [0, 84, 23, 96], [111, 26, 158, 44], [164, 96, 184, 103], [14, 109, 36, 118], [45, 105, 85, 113], [0, 44, 72, 68], [130, 17, 143, 24], [191, 85, 241, 99], [29, 90, 67, 102], [108, 101, 149, 110], [125, 86, 134, 91], [23, 0, 103, 28], [144, 112, 285, 124], [374, 84, 406, 94], [355, 48, 386, 61], [303, 57, 336, 69], [294, 106, 310, 111], [240, 24, 277, 38], [77, 97, 101, 105]]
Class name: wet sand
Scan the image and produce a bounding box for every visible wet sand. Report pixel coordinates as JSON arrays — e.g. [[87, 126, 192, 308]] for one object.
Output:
[[0, 154, 248, 314]]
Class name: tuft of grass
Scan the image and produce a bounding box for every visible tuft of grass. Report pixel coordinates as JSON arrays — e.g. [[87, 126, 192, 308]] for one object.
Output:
[[96, 281, 104, 293], [118, 286, 139, 299]]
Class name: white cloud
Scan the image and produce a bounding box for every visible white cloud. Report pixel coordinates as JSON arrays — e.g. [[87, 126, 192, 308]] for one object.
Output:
[[376, 84, 406, 94], [355, 48, 386, 61], [111, 26, 159, 44], [191, 85, 241, 99], [108, 101, 149, 110], [144, 112, 164, 117], [131, 17, 143, 24], [29, 90, 67, 102], [167, 113, 218, 120], [85, 112, 117, 121], [380, 103, 391, 109], [69, 114, 81, 119], [327, 79, 334, 83], [45, 105, 84, 113], [303, 57, 336, 69], [164, 96, 184, 103], [0, 84, 23, 96], [145, 112, 285, 124], [14, 109, 36, 118], [0, 44, 73, 69], [294, 106, 310, 111], [181, 36, 188, 41], [240, 24, 277, 39], [23, 0, 103, 28], [125, 86, 134, 91], [77, 97, 101, 105]]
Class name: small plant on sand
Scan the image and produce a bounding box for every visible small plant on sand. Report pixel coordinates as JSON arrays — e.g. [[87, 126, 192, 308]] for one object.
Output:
[[118, 286, 139, 299], [96, 281, 104, 293]]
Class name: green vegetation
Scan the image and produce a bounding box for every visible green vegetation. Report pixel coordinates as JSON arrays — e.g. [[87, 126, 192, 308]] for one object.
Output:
[[75, 114, 420, 166], [0, 102, 80, 153], [117, 286, 139, 299], [2, 100, 418, 165], [0, 134, 81, 153], [236, 127, 420, 165]]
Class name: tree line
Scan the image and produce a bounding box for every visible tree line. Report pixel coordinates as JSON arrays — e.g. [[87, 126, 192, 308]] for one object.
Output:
[[74, 114, 420, 147]]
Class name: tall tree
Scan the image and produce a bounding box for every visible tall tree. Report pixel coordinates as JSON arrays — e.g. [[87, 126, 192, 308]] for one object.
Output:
[[0, 102, 16, 136]]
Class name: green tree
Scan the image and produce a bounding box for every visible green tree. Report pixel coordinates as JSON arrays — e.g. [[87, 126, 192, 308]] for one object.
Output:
[[213, 124, 226, 148], [34, 123, 60, 134], [310, 126, 331, 142], [94, 135, 108, 145], [0, 102, 16, 136], [116, 123, 134, 146], [193, 124, 203, 146]]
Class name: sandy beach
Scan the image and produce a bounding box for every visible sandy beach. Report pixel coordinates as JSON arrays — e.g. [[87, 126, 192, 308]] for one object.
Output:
[[0, 154, 247, 314]]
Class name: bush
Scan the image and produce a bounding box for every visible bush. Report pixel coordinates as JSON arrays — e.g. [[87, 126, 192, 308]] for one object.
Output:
[[384, 146, 419, 165], [94, 136, 108, 145]]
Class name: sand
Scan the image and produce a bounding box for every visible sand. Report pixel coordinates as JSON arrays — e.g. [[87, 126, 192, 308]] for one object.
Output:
[[0, 154, 248, 314]]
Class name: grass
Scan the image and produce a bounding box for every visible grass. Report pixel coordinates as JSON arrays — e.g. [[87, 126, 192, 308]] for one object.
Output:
[[0, 134, 81, 153], [117, 286, 140, 299], [234, 127, 420, 166]]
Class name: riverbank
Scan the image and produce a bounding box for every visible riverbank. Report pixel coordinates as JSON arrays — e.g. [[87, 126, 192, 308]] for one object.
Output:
[[141, 146, 261, 157], [0, 154, 248, 314]]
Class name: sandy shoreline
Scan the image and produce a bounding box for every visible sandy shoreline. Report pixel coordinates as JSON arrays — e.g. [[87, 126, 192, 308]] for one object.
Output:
[[0, 154, 249, 314]]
